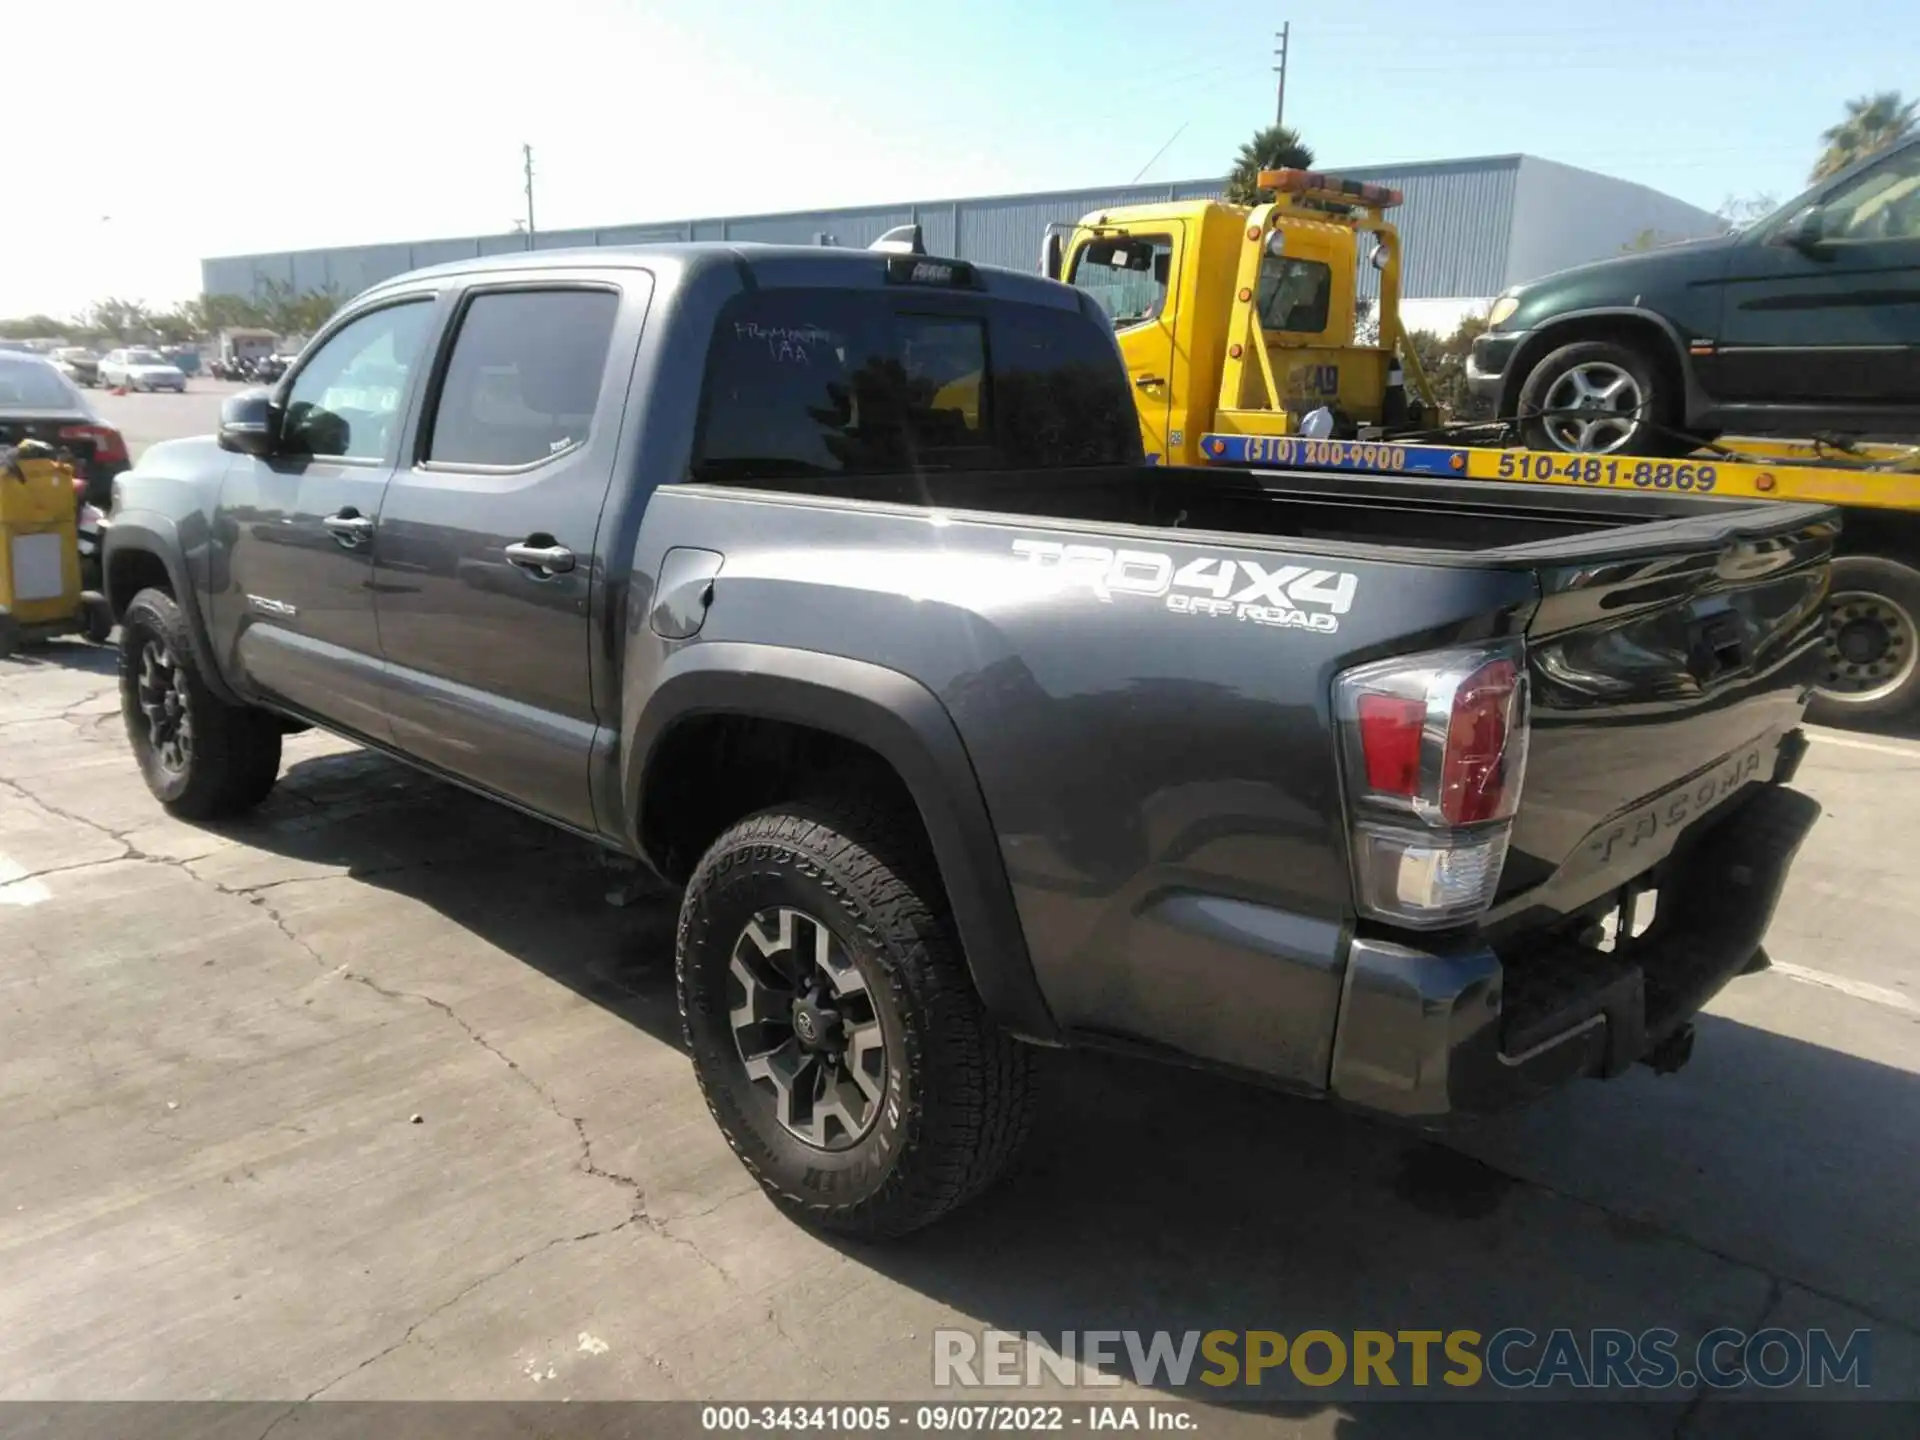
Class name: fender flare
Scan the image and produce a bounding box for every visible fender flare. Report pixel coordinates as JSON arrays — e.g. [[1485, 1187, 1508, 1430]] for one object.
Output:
[[103, 512, 243, 706], [627, 641, 1060, 1044], [1502, 305, 1704, 424]]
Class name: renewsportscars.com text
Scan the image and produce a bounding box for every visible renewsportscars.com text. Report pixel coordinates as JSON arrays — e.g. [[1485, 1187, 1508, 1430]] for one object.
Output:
[[933, 1327, 1872, 1393]]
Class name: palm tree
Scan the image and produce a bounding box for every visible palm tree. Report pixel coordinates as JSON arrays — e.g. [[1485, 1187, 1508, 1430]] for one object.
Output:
[[1225, 124, 1315, 204], [1811, 92, 1918, 181]]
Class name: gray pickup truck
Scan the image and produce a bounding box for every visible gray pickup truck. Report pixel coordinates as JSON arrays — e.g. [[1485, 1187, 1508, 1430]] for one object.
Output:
[[106, 243, 1832, 1235]]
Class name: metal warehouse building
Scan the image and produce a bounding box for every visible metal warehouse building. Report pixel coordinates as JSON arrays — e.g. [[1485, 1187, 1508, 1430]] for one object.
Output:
[[203, 153, 1720, 333]]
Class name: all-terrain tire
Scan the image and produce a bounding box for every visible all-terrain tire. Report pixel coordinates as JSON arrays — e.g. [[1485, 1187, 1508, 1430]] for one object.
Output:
[[120, 587, 283, 819], [677, 796, 1037, 1238], [1517, 338, 1682, 458]]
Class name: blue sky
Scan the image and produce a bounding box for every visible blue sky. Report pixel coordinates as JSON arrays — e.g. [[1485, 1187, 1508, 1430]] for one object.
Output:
[[6, 0, 1916, 315]]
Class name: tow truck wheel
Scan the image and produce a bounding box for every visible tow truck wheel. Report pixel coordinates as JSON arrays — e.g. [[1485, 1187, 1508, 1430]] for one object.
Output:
[[1517, 339, 1679, 458], [677, 793, 1037, 1237], [1808, 555, 1920, 724]]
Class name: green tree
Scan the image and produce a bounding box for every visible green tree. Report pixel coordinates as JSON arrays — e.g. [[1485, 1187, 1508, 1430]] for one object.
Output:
[[1225, 124, 1315, 205], [0, 314, 71, 341], [82, 298, 155, 342], [1812, 91, 1917, 181], [1716, 192, 1779, 232], [1406, 310, 1495, 422]]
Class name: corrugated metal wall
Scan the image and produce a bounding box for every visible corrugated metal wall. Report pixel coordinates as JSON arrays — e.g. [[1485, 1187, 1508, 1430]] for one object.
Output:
[[200, 154, 1708, 306]]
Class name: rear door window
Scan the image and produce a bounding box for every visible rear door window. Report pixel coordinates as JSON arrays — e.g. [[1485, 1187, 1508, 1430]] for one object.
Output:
[[693, 288, 1137, 480], [425, 288, 621, 467]]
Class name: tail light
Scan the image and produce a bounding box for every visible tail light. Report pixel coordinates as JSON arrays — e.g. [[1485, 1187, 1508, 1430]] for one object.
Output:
[[58, 423, 130, 470], [1334, 642, 1530, 928]]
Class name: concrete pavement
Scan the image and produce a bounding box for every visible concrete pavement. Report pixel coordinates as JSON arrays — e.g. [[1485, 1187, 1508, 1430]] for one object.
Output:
[[1, 639, 1915, 1433]]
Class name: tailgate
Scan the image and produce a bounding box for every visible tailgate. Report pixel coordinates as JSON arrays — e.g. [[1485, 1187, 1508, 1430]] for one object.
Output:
[[1487, 502, 1835, 928]]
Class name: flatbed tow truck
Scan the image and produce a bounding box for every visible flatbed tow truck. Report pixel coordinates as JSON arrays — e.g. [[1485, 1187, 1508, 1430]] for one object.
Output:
[[1044, 169, 1920, 723]]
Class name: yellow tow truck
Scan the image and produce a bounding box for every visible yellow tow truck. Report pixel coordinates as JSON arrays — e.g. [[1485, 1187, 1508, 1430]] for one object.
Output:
[[1044, 168, 1920, 723]]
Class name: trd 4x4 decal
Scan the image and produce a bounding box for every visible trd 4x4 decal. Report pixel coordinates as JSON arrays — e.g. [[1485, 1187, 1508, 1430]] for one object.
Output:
[[1011, 539, 1358, 634]]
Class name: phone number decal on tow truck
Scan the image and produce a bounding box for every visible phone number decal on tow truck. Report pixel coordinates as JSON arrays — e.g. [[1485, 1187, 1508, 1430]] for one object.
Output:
[[1200, 432, 1723, 494], [1496, 451, 1720, 492], [1202, 433, 1466, 475]]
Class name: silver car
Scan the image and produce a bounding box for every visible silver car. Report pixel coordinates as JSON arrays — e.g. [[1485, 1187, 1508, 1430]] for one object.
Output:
[[99, 347, 187, 393]]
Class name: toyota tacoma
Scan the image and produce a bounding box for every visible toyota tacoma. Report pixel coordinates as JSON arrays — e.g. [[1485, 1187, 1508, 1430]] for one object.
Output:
[[106, 241, 1831, 1235]]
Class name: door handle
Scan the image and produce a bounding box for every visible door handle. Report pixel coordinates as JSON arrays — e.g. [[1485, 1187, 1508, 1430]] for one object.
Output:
[[504, 540, 577, 576], [1134, 374, 1166, 389], [323, 510, 373, 545]]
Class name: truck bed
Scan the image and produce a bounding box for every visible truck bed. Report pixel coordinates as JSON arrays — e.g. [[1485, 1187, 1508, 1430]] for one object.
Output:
[[706, 462, 1835, 564]]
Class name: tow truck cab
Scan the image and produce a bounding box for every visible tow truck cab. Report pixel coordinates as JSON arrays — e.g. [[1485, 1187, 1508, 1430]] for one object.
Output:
[[1044, 169, 1435, 466]]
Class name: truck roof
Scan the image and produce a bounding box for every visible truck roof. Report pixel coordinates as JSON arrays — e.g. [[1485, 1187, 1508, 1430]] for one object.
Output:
[[363, 242, 1087, 312], [1074, 198, 1236, 225]]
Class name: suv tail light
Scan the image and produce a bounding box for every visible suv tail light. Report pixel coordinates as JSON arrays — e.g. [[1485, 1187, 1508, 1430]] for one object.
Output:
[[1334, 642, 1530, 928]]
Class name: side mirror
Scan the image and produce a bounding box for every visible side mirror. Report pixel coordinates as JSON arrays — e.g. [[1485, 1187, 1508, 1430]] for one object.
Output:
[[1041, 231, 1064, 281], [217, 388, 278, 456], [1777, 204, 1830, 254]]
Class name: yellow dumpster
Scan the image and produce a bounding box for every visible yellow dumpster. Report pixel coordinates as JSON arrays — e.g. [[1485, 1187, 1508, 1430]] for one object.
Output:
[[0, 439, 89, 657]]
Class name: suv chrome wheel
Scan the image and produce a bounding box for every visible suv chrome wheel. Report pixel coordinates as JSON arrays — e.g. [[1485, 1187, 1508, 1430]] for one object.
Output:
[[727, 906, 888, 1151], [1541, 361, 1644, 454]]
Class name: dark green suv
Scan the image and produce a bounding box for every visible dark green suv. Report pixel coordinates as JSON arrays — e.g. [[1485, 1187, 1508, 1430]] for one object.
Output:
[[1469, 137, 1920, 457]]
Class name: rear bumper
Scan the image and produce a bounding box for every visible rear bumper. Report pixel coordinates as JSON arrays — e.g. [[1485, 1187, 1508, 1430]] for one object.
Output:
[[1328, 779, 1820, 1118]]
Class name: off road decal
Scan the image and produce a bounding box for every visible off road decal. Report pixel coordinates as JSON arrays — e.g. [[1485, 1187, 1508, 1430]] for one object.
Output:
[[1010, 539, 1357, 634]]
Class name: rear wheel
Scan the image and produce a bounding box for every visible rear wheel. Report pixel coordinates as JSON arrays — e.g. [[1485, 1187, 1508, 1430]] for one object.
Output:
[[1517, 339, 1679, 458], [1808, 555, 1920, 724], [677, 795, 1037, 1237], [120, 588, 283, 818]]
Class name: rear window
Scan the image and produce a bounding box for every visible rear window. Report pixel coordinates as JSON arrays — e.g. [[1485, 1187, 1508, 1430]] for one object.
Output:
[[691, 287, 1139, 482], [0, 357, 81, 409]]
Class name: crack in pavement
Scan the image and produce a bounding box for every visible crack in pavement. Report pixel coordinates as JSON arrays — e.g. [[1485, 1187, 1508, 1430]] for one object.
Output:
[[1669, 1274, 1785, 1438]]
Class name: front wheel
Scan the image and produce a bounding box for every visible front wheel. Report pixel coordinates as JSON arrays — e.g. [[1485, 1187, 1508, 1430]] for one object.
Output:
[[1517, 339, 1679, 458], [1807, 555, 1920, 724], [677, 797, 1037, 1238], [120, 588, 283, 818]]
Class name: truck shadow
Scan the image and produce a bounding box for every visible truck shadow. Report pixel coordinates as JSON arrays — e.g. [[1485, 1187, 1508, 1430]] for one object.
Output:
[[218, 746, 1913, 1431], [0, 637, 119, 677]]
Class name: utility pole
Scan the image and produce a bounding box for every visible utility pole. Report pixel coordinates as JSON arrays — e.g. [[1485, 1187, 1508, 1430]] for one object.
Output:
[[522, 143, 537, 250], [1273, 22, 1291, 127]]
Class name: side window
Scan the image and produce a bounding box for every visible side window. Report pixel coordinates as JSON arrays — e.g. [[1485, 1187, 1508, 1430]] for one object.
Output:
[[281, 301, 432, 460], [425, 289, 621, 467], [1822, 146, 1920, 244], [1068, 235, 1174, 328], [692, 288, 1139, 481], [1257, 257, 1332, 333]]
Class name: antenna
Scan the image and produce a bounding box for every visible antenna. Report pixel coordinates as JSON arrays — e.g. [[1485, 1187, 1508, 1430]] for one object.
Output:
[[1130, 121, 1190, 185], [1273, 21, 1291, 126]]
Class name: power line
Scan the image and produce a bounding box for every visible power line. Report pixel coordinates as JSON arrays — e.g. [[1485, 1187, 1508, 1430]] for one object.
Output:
[[522, 143, 537, 251]]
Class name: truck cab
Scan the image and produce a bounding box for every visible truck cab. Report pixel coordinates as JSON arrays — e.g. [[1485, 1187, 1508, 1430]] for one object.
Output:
[[1047, 170, 1433, 465]]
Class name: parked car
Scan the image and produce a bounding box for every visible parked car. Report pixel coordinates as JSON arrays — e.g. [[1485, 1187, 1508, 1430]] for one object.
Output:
[[0, 352, 131, 509], [99, 347, 188, 393], [50, 346, 100, 388], [107, 243, 1829, 1236], [1470, 135, 1920, 455]]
